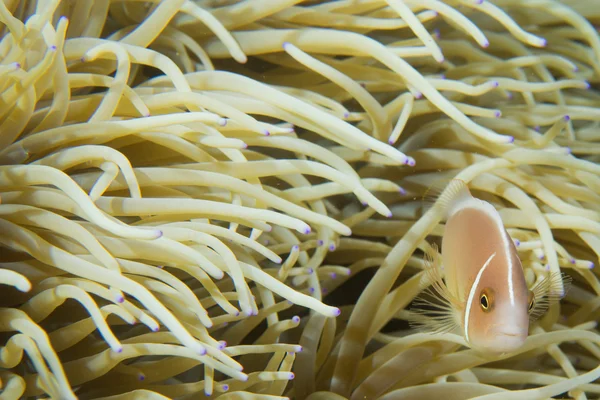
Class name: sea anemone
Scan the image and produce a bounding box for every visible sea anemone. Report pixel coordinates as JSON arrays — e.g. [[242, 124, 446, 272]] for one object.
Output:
[[0, 0, 599, 399]]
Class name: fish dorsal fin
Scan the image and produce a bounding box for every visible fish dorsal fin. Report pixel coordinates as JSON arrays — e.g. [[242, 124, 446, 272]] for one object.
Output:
[[436, 179, 472, 218], [418, 176, 472, 220], [406, 242, 463, 335], [529, 270, 572, 321]]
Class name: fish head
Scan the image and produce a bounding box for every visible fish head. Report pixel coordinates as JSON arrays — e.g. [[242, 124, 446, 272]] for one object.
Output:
[[465, 251, 530, 355]]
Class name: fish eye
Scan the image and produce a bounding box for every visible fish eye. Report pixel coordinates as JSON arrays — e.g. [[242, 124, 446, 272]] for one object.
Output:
[[480, 292, 490, 311]]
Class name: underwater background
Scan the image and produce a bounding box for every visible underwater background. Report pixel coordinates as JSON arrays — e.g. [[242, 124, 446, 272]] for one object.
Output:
[[0, 0, 599, 399]]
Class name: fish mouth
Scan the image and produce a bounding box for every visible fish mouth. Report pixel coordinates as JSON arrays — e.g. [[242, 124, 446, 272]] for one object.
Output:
[[487, 331, 526, 353], [497, 332, 521, 338]]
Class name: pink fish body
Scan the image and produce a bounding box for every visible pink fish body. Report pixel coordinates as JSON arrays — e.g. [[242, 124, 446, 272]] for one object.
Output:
[[442, 181, 529, 353], [409, 179, 567, 355]]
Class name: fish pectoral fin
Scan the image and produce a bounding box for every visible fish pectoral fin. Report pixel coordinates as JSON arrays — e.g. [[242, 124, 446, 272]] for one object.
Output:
[[423, 242, 463, 310], [406, 288, 462, 335], [406, 242, 462, 335], [529, 270, 572, 321]]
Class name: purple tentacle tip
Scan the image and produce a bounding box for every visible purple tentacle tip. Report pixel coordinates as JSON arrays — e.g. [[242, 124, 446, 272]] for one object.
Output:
[[198, 347, 207, 356], [360, 200, 368, 206], [328, 244, 336, 251], [589, 262, 595, 269], [116, 296, 124, 303], [573, 65, 579, 72], [155, 230, 163, 238], [263, 129, 270, 136], [289, 372, 295, 380], [565, 147, 572, 154], [296, 345, 303, 352], [482, 40, 490, 48], [507, 136, 515, 144], [584, 81, 591, 89], [115, 346, 123, 353], [494, 110, 501, 118], [13, 62, 20, 69], [317, 239, 324, 246], [218, 118, 227, 126], [539, 38, 547, 47], [330, 272, 337, 279], [476, 0, 484, 4], [282, 41, 291, 49], [50, 45, 57, 51], [570, 258, 576, 264], [292, 316, 300, 323], [292, 244, 300, 251], [564, 115, 571, 121], [307, 268, 314, 274], [333, 308, 341, 317], [308, 287, 315, 294], [386, 211, 393, 218], [152, 325, 159, 332], [399, 187, 407, 195], [388, 139, 395, 145], [343, 111, 350, 119], [545, 264, 550, 271], [138, 374, 145, 381], [218, 340, 227, 349], [303, 226, 311, 234], [60, 16, 68, 22], [222, 384, 229, 391], [514, 239, 520, 246], [491, 81, 499, 88]]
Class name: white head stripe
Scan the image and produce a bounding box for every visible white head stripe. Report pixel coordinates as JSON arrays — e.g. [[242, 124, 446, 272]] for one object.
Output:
[[464, 252, 497, 343]]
